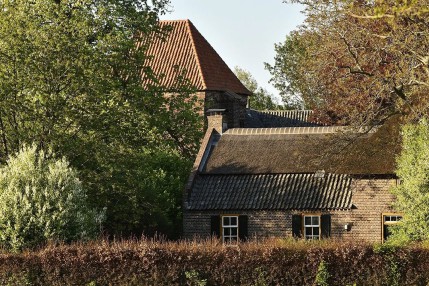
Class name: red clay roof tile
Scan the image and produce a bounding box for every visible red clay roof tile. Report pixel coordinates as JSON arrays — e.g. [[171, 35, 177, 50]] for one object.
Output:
[[144, 19, 251, 95]]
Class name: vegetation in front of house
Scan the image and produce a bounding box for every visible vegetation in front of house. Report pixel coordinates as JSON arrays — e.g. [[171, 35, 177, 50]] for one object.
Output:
[[389, 119, 429, 243], [0, 238, 428, 286], [0, 145, 103, 252], [0, 0, 202, 239]]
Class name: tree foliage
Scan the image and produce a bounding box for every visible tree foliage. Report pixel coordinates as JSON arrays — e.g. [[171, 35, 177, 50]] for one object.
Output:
[[273, 0, 429, 125], [265, 32, 309, 109], [390, 119, 429, 242], [233, 66, 286, 110], [0, 145, 102, 251], [0, 0, 202, 238]]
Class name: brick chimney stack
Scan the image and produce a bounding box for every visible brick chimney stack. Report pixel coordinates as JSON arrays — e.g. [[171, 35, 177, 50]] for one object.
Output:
[[206, 109, 227, 134]]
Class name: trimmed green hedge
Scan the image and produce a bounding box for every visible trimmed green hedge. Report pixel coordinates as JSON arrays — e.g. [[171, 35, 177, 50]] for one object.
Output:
[[1, 239, 429, 285]]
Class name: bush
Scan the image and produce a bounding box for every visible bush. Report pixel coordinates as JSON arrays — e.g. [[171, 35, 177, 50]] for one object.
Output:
[[391, 118, 429, 242], [0, 239, 428, 285], [0, 145, 104, 251]]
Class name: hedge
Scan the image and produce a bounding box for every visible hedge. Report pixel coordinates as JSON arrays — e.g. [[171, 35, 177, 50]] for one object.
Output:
[[1, 239, 429, 285]]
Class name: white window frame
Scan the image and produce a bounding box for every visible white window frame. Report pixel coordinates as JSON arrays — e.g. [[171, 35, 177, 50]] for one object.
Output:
[[303, 215, 321, 240], [222, 215, 239, 244], [382, 213, 403, 242]]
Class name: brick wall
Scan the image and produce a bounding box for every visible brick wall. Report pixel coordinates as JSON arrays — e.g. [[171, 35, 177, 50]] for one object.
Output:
[[165, 90, 247, 129], [204, 91, 247, 128], [346, 178, 397, 242], [183, 178, 398, 242]]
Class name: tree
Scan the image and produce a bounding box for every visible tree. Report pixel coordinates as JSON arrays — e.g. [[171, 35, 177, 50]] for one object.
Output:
[[273, 0, 429, 125], [265, 32, 310, 109], [234, 66, 286, 110], [0, 0, 202, 238], [0, 145, 102, 251], [390, 119, 429, 242]]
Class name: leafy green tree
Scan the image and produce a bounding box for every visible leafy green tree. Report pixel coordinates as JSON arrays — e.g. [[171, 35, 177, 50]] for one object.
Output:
[[265, 32, 310, 109], [390, 119, 429, 242], [0, 0, 202, 238], [0, 145, 103, 251], [234, 66, 286, 110]]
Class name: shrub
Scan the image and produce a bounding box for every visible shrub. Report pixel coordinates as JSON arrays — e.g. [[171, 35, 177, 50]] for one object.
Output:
[[391, 118, 429, 242], [0, 239, 428, 285], [0, 145, 104, 251], [314, 260, 330, 286]]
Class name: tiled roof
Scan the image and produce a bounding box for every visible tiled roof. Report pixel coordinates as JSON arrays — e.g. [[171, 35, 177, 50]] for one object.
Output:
[[245, 109, 320, 128], [203, 118, 400, 175], [187, 173, 353, 210], [143, 20, 251, 95]]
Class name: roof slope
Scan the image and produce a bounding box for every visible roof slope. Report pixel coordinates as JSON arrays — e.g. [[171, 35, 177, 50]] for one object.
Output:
[[144, 20, 250, 95], [245, 109, 320, 128], [187, 173, 352, 210], [203, 121, 401, 175]]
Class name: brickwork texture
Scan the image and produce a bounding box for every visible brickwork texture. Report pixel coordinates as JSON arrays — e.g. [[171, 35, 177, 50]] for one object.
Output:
[[183, 178, 397, 242]]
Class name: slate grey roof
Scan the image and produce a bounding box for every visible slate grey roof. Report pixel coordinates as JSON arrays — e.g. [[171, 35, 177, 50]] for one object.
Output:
[[244, 109, 320, 128], [187, 173, 353, 210]]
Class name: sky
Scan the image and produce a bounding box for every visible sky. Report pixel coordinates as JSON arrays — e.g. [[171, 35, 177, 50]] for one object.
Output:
[[160, 0, 305, 99]]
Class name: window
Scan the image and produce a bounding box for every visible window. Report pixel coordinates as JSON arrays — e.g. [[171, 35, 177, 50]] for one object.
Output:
[[292, 214, 331, 239], [304, 215, 320, 240], [382, 214, 402, 242], [222, 215, 239, 244], [211, 215, 248, 243]]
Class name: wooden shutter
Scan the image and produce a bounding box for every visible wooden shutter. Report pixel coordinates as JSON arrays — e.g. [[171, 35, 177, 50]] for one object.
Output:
[[321, 214, 331, 238], [210, 215, 220, 238], [238, 215, 248, 241], [292, 215, 302, 238]]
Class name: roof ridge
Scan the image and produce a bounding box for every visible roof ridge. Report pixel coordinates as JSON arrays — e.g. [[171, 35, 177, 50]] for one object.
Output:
[[224, 126, 379, 135], [185, 20, 207, 89], [160, 19, 188, 23]]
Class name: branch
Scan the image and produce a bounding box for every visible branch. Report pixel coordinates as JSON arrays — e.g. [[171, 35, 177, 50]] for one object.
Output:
[[407, 80, 429, 88], [393, 84, 407, 101], [0, 114, 8, 158], [347, 12, 394, 19], [338, 65, 374, 77]]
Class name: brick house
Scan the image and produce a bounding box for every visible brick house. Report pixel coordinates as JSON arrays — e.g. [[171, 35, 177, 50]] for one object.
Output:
[[144, 19, 251, 128], [144, 19, 402, 243], [184, 111, 402, 243]]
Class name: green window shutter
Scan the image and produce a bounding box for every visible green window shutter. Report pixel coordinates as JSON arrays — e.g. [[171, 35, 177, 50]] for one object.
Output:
[[292, 214, 302, 238], [238, 215, 248, 241], [321, 214, 331, 238], [210, 215, 220, 238]]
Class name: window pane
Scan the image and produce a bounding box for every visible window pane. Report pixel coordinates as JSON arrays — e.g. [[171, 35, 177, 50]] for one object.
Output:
[[230, 216, 237, 226], [305, 216, 311, 225], [223, 216, 229, 226], [313, 227, 319, 235], [385, 216, 391, 222], [384, 225, 391, 241], [305, 227, 312, 236], [231, 228, 237, 236], [224, 228, 230, 235], [312, 216, 319, 225]]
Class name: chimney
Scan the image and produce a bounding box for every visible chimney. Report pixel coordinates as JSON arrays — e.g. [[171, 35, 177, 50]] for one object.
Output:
[[206, 109, 227, 134]]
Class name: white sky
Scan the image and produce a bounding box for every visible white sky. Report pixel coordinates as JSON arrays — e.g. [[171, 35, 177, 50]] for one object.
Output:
[[160, 0, 305, 99]]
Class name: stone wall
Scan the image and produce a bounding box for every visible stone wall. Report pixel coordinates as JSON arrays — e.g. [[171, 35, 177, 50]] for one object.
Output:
[[183, 178, 398, 242]]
